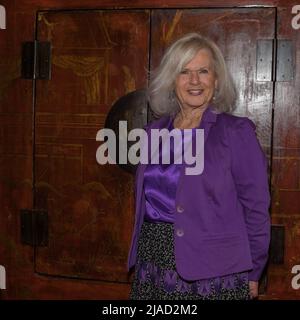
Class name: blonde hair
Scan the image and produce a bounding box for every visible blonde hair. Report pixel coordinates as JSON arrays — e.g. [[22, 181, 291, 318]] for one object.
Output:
[[148, 33, 236, 117]]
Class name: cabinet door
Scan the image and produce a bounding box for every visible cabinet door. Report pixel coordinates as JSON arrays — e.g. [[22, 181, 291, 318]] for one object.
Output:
[[151, 8, 275, 152], [34, 10, 149, 281]]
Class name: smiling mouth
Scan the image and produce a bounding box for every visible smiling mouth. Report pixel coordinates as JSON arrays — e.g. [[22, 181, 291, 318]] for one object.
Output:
[[187, 89, 204, 96]]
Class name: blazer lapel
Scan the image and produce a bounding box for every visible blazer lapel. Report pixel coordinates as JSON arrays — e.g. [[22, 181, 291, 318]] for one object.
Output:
[[200, 105, 218, 142]]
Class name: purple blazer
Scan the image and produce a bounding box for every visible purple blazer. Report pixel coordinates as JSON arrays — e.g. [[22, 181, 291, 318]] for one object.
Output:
[[127, 106, 271, 282]]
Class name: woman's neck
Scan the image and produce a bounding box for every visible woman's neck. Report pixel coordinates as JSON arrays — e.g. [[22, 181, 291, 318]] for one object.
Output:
[[173, 106, 207, 129]]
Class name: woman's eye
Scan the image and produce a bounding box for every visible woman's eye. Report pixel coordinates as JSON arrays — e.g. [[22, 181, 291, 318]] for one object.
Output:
[[199, 69, 208, 74], [180, 70, 189, 75]]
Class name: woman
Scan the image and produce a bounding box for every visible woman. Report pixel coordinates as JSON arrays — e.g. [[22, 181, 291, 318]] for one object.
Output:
[[127, 33, 270, 300]]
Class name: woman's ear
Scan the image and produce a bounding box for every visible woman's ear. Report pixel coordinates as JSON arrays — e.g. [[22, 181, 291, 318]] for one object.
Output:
[[214, 78, 218, 90]]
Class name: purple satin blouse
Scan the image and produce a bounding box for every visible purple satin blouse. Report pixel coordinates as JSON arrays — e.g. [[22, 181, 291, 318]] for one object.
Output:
[[144, 120, 196, 223]]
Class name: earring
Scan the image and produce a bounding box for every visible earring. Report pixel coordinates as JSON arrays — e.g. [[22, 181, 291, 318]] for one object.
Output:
[[213, 89, 218, 101]]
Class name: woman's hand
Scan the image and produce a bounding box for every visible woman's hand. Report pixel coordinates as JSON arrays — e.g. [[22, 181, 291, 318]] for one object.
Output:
[[249, 281, 259, 299]]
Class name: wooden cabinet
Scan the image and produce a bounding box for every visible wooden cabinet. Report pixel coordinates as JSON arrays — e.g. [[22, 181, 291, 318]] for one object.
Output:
[[33, 6, 275, 283]]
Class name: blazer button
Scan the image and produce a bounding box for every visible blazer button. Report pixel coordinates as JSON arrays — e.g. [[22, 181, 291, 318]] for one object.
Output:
[[176, 229, 184, 237], [176, 205, 184, 213]]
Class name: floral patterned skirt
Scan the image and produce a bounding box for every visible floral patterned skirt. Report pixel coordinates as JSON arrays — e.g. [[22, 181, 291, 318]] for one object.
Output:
[[130, 221, 250, 300]]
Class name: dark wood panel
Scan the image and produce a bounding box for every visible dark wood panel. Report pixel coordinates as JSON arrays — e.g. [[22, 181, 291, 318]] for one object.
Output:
[[14, 0, 299, 10], [267, 6, 300, 299], [34, 10, 150, 282], [2, 272, 130, 299]]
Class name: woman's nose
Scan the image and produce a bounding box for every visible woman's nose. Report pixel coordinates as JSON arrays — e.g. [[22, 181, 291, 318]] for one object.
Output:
[[189, 71, 201, 84]]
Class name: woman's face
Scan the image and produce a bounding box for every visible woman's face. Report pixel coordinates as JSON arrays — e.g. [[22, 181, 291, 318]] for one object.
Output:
[[175, 48, 218, 111]]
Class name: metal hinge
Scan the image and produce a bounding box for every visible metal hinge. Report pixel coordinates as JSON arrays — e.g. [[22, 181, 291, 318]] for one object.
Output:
[[20, 209, 48, 246], [21, 41, 52, 80], [276, 40, 294, 81], [256, 39, 294, 82], [269, 224, 285, 264]]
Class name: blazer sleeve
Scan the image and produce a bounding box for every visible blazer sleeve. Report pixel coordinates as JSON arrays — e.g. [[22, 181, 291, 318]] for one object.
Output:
[[229, 117, 271, 281]]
